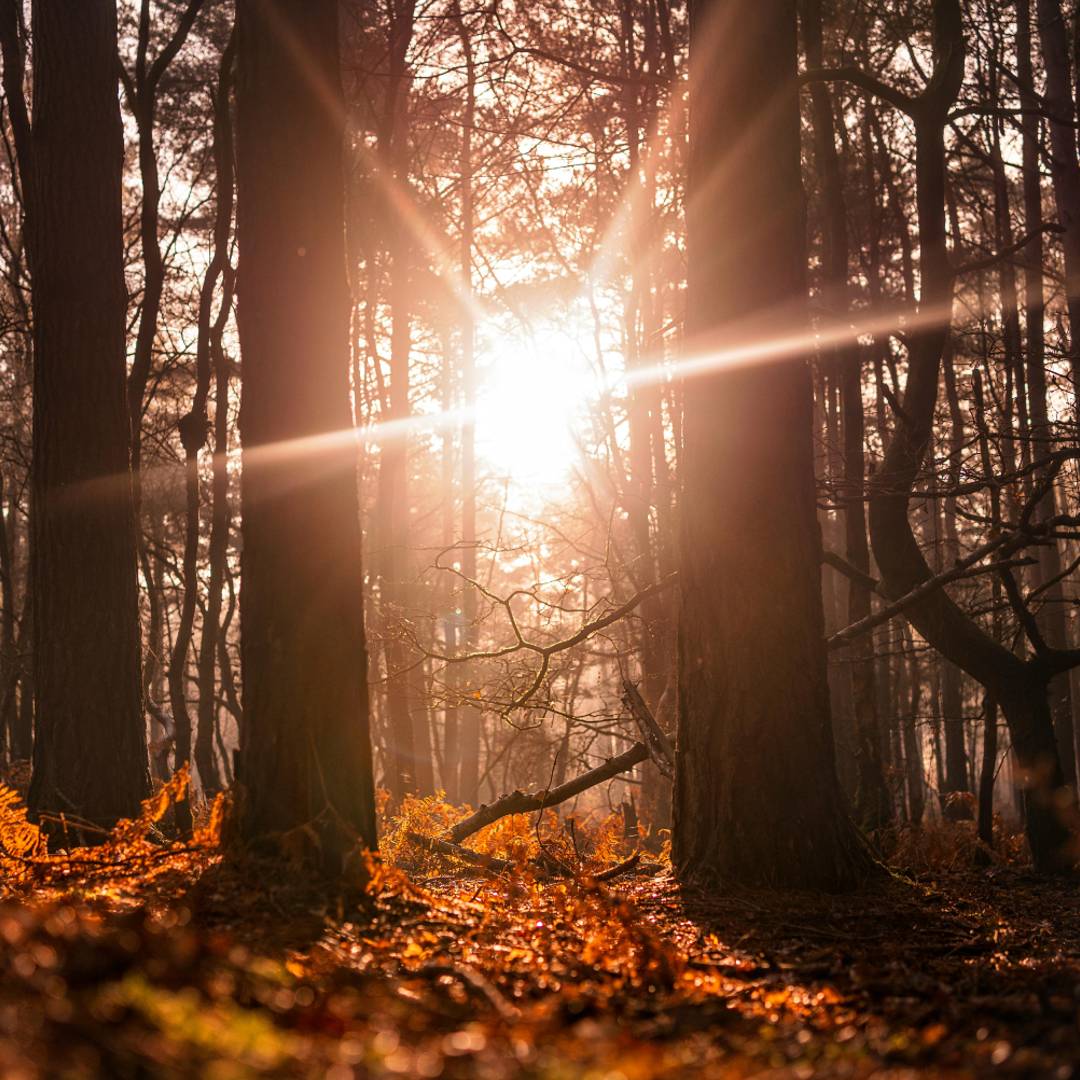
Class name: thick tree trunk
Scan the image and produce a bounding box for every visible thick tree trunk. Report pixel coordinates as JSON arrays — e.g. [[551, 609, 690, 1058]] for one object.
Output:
[[673, 0, 866, 890], [26, 0, 150, 834], [234, 0, 377, 865]]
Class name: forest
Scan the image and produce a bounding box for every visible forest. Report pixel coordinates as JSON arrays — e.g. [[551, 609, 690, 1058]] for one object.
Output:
[[1, 0, 1080, 1074]]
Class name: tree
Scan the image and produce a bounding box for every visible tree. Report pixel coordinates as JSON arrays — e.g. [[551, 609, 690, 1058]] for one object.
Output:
[[11, 0, 151, 834], [672, 0, 866, 889], [233, 0, 377, 866]]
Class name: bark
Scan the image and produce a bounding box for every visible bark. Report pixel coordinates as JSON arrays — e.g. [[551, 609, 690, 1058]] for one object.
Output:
[[446, 741, 649, 844], [25, 0, 150, 833], [234, 0, 377, 866], [673, 0, 866, 890]]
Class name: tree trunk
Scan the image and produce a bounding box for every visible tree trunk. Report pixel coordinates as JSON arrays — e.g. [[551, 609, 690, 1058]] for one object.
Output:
[[375, 0, 424, 801], [192, 36, 236, 804], [940, 348, 971, 814], [1036, 0, 1080, 393], [672, 0, 866, 890], [454, 0, 481, 808], [25, 0, 150, 834], [234, 0, 377, 866], [1022, 0, 1077, 790], [0, 472, 18, 757]]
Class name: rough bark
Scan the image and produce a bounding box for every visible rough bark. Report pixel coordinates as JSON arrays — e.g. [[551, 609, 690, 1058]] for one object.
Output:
[[673, 0, 867, 890], [25, 0, 150, 833], [234, 0, 377, 866]]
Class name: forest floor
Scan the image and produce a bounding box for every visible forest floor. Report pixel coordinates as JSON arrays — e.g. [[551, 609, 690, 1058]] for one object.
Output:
[[1, 789, 1079, 1077]]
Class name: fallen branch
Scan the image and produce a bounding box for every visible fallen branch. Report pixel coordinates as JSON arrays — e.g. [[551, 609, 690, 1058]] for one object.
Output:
[[417, 963, 521, 1023], [408, 832, 513, 873], [591, 851, 642, 882], [445, 742, 649, 845]]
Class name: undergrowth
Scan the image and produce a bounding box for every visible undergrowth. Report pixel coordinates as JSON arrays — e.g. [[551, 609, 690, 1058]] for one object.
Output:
[[0, 775, 1065, 1077]]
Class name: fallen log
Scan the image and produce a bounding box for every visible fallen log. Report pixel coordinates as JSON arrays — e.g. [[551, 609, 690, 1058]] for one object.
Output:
[[407, 832, 513, 873], [409, 831, 571, 877], [445, 741, 649, 845], [410, 830, 644, 884], [591, 851, 642, 882]]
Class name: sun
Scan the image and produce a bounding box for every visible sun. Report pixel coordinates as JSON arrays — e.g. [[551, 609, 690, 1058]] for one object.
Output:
[[475, 326, 598, 492]]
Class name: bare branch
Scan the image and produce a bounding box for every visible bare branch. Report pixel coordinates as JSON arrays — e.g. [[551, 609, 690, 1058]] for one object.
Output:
[[800, 65, 916, 116], [444, 742, 649, 844]]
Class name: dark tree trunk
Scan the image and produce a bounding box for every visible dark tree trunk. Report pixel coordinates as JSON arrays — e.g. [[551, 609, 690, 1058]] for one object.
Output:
[[375, 0, 426, 801], [1036, 0, 1080, 394], [673, 0, 866, 890], [234, 0, 377, 866], [978, 693, 998, 851], [1022, 0, 1077, 789], [0, 472, 18, 757], [25, 0, 150, 834], [940, 351, 971, 816], [902, 633, 925, 825]]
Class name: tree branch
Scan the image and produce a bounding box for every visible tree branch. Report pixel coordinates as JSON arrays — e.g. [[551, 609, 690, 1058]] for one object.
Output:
[[800, 65, 916, 115], [444, 741, 649, 844]]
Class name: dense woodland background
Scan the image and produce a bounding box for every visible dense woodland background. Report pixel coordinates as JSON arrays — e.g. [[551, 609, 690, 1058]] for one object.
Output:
[[3, 0, 1080, 869], [3, 0, 1080, 1074], [9, 0, 1076, 857]]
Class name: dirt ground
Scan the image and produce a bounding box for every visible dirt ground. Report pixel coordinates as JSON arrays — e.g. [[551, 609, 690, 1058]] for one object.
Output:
[[1, 843, 1078, 1078]]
